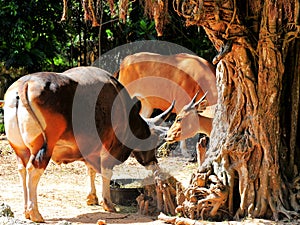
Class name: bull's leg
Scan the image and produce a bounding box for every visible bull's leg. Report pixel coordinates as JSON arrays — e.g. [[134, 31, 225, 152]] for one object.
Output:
[[26, 156, 45, 222], [17, 161, 29, 219], [100, 167, 116, 212], [86, 164, 99, 205]]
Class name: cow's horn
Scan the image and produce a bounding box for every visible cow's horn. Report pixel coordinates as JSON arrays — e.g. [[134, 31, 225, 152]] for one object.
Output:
[[186, 90, 200, 110], [193, 91, 208, 108], [151, 100, 175, 125]]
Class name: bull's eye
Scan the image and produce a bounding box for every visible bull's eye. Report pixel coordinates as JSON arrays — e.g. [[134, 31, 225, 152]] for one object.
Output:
[[176, 117, 182, 122]]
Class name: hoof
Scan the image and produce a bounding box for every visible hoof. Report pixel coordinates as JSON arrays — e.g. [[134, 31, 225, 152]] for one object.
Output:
[[101, 199, 116, 212], [87, 193, 99, 205], [24, 210, 30, 219], [28, 210, 44, 223]]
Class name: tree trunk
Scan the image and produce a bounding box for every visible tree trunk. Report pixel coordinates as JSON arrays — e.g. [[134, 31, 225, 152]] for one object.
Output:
[[174, 0, 300, 220]]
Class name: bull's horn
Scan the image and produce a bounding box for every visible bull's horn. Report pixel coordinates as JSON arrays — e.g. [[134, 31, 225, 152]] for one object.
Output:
[[193, 91, 208, 108], [151, 100, 175, 125]]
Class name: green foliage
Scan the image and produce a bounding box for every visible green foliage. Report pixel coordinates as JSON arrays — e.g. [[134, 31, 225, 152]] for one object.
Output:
[[162, 8, 216, 61], [135, 19, 156, 39], [0, 0, 72, 73], [0, 0, 215, 75], [0, 124, 4, 134], [105, 29, 114, 41]]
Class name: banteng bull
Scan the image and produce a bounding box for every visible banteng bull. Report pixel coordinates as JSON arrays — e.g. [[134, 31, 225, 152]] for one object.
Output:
[[115, 52, 217, 157], [4, 66, 174, 222]]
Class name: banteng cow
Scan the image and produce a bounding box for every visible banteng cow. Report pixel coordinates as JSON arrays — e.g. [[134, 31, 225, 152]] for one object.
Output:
[[4, 66, 174, 222]]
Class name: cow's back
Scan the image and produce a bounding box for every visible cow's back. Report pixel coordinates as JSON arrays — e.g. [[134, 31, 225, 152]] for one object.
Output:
[[118, 52, 217, 114]]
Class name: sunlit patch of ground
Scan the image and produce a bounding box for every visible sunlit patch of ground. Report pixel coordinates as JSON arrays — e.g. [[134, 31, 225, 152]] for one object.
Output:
[[1, 138, 299, 225]]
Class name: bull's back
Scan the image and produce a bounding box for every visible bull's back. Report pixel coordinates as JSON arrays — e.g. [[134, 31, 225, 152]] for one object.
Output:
[[4, 73, 77, 162], [4, 68, 127, 164], [63, 66, 114, 85]]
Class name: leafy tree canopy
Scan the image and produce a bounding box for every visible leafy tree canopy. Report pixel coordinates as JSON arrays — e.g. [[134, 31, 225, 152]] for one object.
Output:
[[0, 0, 215, 76]]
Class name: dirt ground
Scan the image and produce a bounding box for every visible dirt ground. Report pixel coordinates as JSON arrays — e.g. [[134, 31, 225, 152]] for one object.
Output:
[[0, 136, 299, 225]]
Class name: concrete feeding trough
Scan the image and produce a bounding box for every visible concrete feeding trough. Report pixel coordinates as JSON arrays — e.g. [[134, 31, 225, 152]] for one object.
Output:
[[110, 178, 143, 206]]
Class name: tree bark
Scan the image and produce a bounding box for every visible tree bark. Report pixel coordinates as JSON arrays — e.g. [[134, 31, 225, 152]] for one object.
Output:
[[173, 0, 300, 220]]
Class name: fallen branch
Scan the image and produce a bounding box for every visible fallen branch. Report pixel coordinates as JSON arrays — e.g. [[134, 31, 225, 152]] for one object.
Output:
[[158, 212, 202, 225]]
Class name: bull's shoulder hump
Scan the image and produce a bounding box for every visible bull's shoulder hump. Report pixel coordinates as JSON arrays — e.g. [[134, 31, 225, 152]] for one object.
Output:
[[62, 66, 114, 85], [4, 72, 74, 111], [12, 72, 73, 92]]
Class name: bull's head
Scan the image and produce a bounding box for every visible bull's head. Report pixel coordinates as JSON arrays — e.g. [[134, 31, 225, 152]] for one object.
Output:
[[131, 99, 175, 166], [165, 91, 209, 143], [144, 100, 176, 136]]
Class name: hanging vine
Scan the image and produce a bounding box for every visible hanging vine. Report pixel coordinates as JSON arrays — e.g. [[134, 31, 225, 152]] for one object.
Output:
[[141, 0, 170, 36], [61, 0, 170, 35]]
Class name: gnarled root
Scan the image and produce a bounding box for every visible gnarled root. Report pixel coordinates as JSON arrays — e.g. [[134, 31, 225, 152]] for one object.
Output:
[[289, 176, 300, 212], [136, 170, 178, 215], [136, 193, 151, 215], [175, 167, 229, 220]]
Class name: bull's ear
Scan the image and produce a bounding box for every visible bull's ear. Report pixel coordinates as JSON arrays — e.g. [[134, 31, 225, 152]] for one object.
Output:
[[149, 100, 175, 126], [132, 96, 142, 113]]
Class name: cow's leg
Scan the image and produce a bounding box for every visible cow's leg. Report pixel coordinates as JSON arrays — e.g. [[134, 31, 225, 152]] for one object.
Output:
[[196, 136, 208, 166], [26, 155, 45, 222], [100, 167, 116, 212], [86, 164, 99, 205], [180, 140, 190, 158], [17, 161, 30, 219]]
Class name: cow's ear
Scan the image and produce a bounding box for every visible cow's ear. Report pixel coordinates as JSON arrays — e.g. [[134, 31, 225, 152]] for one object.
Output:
[[132, 96, 142, 112]]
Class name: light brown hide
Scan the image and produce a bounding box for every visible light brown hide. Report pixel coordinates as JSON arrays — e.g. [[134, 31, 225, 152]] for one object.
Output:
[[118, 52, 217, 117]]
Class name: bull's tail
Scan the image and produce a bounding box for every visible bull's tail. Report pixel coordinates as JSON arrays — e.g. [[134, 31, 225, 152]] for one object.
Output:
[[17, 81, 48, 168]]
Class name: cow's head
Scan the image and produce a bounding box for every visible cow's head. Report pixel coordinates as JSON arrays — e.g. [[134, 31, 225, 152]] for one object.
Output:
[[165, 91, 208, 143], [131, 99, 175, 166]]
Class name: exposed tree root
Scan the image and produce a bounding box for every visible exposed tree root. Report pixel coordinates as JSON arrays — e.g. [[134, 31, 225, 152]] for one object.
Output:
[[175, 165, 229, 220], [136, 170, 178, 216], [289, 176, 300, 212]]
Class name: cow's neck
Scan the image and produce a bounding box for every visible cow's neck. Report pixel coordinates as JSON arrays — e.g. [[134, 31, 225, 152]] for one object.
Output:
[[198, 115, 213, 136]]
